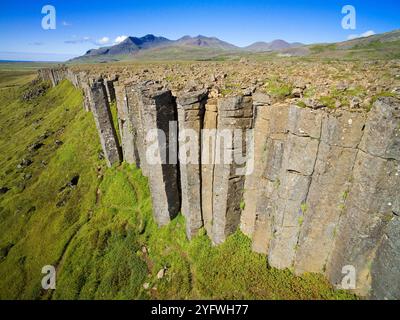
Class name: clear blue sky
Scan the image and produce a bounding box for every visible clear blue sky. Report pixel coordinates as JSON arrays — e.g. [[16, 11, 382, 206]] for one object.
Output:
[[0, 0, 398, 61]]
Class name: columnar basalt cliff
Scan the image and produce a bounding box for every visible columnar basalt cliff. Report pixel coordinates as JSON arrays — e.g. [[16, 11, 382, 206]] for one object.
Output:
[[38, 67, 400, 299], [177, 90, 207, 239]]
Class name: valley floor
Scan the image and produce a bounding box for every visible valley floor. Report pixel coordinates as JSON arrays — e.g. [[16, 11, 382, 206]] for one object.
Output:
[[0, 71, 355, 300]]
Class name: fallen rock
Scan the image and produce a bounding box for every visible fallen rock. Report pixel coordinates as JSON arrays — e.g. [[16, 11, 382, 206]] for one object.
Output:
[[303, 98, 325, 109], [0, 187, 10, 195], [0, 243, 14, 260], [17, 158, 33, 169], [28, 142, 44, 152], [59, 175, 80, 192], [98, 151, 105, 160], [23, 173, 32, 181], [157, 267, 167, 280], [68, 175, 80, 188]]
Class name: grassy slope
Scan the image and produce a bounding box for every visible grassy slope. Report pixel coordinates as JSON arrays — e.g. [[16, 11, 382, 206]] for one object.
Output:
[[0, 71, 356, 300]]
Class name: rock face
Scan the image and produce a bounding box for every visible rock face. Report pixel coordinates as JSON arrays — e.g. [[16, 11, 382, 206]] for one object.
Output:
[[211, 96, 254, 245], [89, 81, 122, 167], [326, 97, 400, 297], [114, 82, 138, 165], [38, 67, 400, 299], [141, 85, 181, 226], [294, 110, 365, 274], [201, 98, 219, 236], [104, 76, 118, 103], [127, 82, 182, 226], [177, 90, 207, 239]]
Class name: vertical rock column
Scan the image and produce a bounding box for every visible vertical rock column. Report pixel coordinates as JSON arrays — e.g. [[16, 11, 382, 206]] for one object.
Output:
[[114, 81, 139, 165], [240, 93, 271, 238], [78, 72, 92, 112], [37, 69, 47, 82], [267, 105, 322, 269], [177, 90, 207, 239], [52, 68, 66, 86], [211, 96, 253, 245], [66, 69, 79, 88], [326, 97, 400, 297], [124, 82, 149, 175], [90, 81, 122, 167], [201, 98, 218, 236], [247, 102, 290, 254], [294, 110, 365, 274], [104, 76, 118, 103], [48, 69, 57, 87], [136, 82, 181, 226]]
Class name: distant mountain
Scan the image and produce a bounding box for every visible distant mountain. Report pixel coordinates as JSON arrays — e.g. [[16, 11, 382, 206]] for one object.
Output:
[[244, 40, 303, 52], [82, 34, 172, 57], [176, 35, 239, 50], [71, 34, 240, 62]]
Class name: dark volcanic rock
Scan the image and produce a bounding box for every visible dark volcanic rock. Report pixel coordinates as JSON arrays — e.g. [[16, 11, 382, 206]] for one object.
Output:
[[17, 158, 33, 169], [0, 187, 10, 195]]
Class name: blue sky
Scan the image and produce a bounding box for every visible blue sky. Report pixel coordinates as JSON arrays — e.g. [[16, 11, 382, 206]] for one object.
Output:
[[0, 0, 398, 61]]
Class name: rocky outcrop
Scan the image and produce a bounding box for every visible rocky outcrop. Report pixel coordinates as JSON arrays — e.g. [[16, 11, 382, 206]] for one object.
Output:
[[104, 75, 118, 103], [294, 110, 365, 274], [89, 81, 122, 167], [139, 83, 181, 226], [326, 97, 400, 297], [177, 90, 207, 239], [37, 67, 400, 299], [114, 81, 138, 165], [211, 96, 254, 244], [201, 98, 219, 236]]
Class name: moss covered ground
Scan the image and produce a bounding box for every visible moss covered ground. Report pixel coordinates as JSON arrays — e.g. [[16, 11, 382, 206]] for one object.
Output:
[[0, 70, 356, 300]]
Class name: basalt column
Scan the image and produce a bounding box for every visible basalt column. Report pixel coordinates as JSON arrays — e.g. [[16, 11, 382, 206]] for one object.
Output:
[[211, 96, 253, 245], [201, 98, 218, 236], [177, 90, 207, 239], [79, 72, 92, 112], [240, 93, 271, 239], [48, 69, 57, 87], [38, 69, 52, 84], [294, 110, 366, 275], [66, 69, 78, 88], [90, 81, 122, 167], [326, 97, 400, 298], [136, 83, 181, 227], [52, 68, 67, 86], [244, 101, 290, 255], [104, 76, 118, 103], [267, 105, 322, 269], [114, 81, 139, 165], [124, 82, 150, 175]]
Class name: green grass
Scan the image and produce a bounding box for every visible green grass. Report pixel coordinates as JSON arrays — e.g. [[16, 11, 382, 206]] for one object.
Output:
[[0, 62, 58, 88], [0, 72, 356, 300], [317, 85, 368, 110], [309, 44, 337, 54], [263, 78, 293, 100], [0, 70, 37, 88]]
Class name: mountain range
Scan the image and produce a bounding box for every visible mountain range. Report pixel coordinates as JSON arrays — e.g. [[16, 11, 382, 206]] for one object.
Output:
[[70, 34, 303, 62], [69, 29, 400, 63]]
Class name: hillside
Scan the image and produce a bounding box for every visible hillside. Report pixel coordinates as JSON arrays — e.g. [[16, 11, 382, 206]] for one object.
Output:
[[244, 40, 303, 52], [0, 67, 356, 300]]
